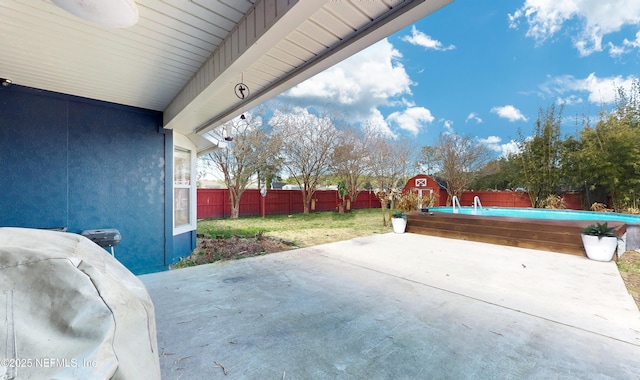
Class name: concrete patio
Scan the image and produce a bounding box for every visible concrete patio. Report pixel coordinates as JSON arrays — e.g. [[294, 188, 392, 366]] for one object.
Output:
[[140, 233, 640, 379]]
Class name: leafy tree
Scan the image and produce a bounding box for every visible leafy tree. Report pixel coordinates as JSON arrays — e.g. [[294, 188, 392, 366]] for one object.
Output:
[[558, 134, 586, 191], [468, 156, 520, 190], [256, 162, 281, 190], [577, 111, 640, 210], [201, 111, 281, 218], [613, 78, 640, 130], [270, 107, 341, 214], [515, 104, 563, 207], [563, 81, 640, 211]]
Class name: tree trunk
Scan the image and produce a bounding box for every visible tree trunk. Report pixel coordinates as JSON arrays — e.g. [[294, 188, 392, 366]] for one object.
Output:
[[230, 204, 240, 219], [301, 189, 312, 214], [229, 189, 240, 219], [381, 202, 388, 226]]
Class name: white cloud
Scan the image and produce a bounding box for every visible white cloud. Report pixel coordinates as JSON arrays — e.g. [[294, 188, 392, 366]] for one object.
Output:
[[501, 140, 522, 157], [438, 118, 454, 134], [476, 136, 522, 158], [465, 112, 483, 124], [477, 136, 522, 158], [280, 38, 423, 133], [556, 94, 583, 105], [401, 25, 455, 51], [608, 31, 640, 57], [284, 39, 412, 106], [491, 105, 528, 122], [477, 136, 503, 152], [367, 108, 395, 138], [608, 42, 629, 57], [509, 0, 640, 56], [540, 72, 638, 104], [386, 107, 435, 135]]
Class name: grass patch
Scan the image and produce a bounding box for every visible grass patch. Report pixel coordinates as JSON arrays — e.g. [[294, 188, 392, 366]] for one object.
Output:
[[618, 250, 640, 310], [200, 225, 268, 239], [198, 208, 391, 247], [618, 259, 640, 273]]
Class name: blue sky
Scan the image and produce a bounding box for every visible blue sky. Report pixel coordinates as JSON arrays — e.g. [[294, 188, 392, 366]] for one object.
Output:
[[273, 0, 640, 158]]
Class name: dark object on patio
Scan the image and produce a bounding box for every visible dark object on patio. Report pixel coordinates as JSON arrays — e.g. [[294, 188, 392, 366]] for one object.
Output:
[[81, 228, 121, 248], [81, 228, 121, 256]]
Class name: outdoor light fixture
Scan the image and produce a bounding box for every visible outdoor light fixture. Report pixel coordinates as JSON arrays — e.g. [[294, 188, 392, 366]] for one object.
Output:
[[0, 78, 12, 87], [51, 0, 139, 28], [224, 125, 234, 142]]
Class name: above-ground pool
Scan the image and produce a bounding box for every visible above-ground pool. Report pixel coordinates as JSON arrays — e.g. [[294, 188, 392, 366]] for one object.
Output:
[[428, 206, 640, 224], [407, 206, 640, 255]]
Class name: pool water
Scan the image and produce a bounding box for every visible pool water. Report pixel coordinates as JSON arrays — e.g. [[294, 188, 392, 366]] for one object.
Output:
[[428, 207, 640, 224]]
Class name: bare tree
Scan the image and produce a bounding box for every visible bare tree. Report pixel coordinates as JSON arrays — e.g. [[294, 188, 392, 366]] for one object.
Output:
[[270, 107, 341, 214], [201, 110, 281, 218], [370, 135, 412, 191], [421, 133, 489, 205], [331, 124, 376, 212], [415, 145, 439, 175], [369, 133, 416, 226]]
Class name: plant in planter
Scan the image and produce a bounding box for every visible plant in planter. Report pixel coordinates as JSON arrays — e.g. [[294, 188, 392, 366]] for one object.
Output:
[[581, 222, 620, 261], [392, 191, 421, 234], [391, 210, 407, 234]]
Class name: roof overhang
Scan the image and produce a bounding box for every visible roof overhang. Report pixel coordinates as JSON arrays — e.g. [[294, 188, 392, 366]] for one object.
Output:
[[0, 0, 452, 154]]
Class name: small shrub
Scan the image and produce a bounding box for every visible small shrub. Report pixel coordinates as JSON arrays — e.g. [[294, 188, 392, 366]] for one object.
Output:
[[396, 191, 419, 212], [421, 192, 438, 208], [395, 191, 437, 212], [542, 194, 566, 209], [591, 202, 613, 212]]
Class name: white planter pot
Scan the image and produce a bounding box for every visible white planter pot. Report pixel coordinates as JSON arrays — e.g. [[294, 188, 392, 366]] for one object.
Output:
[[392, 217, 406, 234], [581, 234, 618, 262]]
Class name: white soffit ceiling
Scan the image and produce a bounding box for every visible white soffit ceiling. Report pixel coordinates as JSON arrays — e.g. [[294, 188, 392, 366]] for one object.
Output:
[[0, 0, 452, 152], [0, 0, 257, 111]]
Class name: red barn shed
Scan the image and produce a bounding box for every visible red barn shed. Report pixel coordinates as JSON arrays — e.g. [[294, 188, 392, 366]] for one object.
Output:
[[403, 174, 448, 207]]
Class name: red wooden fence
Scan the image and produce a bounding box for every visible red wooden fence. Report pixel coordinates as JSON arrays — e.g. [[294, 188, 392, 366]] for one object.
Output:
[[197, 189, 585, 219], [460, 191, 582, 209], [459, 191, 532, 208], [197, 189, 381, 219]]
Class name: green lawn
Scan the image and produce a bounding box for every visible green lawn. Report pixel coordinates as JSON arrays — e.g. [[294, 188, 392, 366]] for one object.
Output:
[[197, 208, 392, 247]]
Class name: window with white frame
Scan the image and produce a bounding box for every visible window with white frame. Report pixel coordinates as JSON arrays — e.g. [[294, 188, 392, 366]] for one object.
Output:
[[173, 147, 190, 228], [173, 142, 195, 233]]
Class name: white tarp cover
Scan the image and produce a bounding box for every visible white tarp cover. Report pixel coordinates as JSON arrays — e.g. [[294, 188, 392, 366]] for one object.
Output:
[[0, 228, 160, 379]]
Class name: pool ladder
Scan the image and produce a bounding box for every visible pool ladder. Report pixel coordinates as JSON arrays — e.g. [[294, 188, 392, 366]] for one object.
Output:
[[473, 196, 483, 215], [452, 196, 461, 214]]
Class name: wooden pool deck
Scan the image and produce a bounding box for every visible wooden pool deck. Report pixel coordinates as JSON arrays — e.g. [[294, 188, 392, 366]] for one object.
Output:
[[405, 211, 626, 257]]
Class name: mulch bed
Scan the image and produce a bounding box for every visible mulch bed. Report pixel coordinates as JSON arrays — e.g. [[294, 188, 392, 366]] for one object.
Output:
[[172, 235, 296, 268]]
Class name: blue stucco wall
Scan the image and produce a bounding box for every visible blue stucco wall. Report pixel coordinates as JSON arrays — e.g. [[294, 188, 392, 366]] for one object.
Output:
[[172, 230, 197, 266], [0, 85, 193, 273]]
